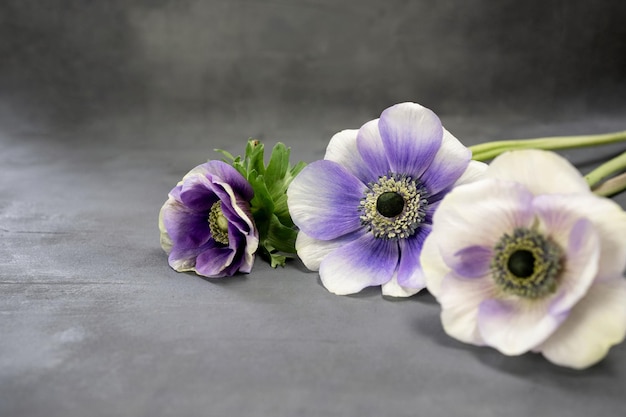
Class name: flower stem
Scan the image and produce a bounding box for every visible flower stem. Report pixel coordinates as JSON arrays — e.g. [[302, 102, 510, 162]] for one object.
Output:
[[591, 172, 626, 197], [585, 151, 626, 189], [469, 130, 626, 162]]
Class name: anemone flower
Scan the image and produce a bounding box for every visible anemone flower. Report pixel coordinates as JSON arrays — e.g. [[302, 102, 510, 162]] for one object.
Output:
[[287, 102, 486, 296], [159, 160, 259, 278], [422, 149, 626, 369]]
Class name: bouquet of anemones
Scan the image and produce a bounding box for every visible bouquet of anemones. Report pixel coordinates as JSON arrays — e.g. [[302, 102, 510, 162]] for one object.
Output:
[[159, 102, 626, 369]]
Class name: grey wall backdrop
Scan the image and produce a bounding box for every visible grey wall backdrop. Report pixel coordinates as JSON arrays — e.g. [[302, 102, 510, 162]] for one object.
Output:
[[2, 0, 626, 124]]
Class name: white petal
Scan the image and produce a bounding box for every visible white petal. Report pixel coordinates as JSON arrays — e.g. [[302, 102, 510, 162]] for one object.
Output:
[[531, 197, 601, 314], [295, 231, 361, 271], [241, 231, 259, 273], [569, 195, 626, 281], [539, 279, 626, 369], [381, 273, 423, 298], [439, 273, 496, 345], [478, 298, 566, 356], [420, 233, 451, 300], [324, 129, 371, 182], [430, 179, 534, 272], [486, 150, 589, 195], [453, 160, 488, 186], [158, 200, 174, 254], [534, 193, 626, 283], [356, 118, 391, 179], [324, 129, 359, 162]]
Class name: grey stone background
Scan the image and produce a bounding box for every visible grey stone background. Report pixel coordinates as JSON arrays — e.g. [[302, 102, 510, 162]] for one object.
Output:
[[2, 0, 626, 122], [1, 1, 625, 416]]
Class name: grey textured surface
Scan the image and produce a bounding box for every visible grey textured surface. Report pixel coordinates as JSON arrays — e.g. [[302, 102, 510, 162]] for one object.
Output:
[[1, 1, 626, 416]]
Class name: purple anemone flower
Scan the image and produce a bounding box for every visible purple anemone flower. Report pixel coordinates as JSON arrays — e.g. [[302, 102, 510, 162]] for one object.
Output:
[[159, 160, 259, 278], [287, 102, 486, 296]]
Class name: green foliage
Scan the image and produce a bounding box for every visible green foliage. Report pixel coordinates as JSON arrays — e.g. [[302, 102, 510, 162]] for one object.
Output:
[[216, 140, 306, 267]]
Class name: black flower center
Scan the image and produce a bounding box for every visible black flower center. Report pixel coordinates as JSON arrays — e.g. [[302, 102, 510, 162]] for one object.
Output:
[[507, 249, 535, 278], [359, 173, 428, 240], [491, 227, 563, 299], [376, 192, 405, 218]]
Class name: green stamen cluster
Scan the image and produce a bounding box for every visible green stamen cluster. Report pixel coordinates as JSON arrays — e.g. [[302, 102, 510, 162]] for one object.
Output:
[[359, 173, 428, 240], [491, 227, 563, 299], [208, 201, 229, 245]]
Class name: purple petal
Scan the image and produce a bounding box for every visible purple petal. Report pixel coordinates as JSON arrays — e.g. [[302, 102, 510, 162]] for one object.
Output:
[[220, 233, 249, 276], [195, 241, 237, 277], [478, 298, 567, 355], [356, 119, 391, 180], [568, 217, 594, 255], [220, 195, 253, 234], [533, 192, 625, 283], [168, 240, 214, 272], [423, 200, 440, 225], [450, 245, 493, 278], [378, 103, 443, 178], [548, 217, 600, 316], [203, 160, 254, 201], [396, 230, 429, 288], [161, 199, 211, 249], [287, 160, 367, 240], [532, 196, 600, 315], [319, 233, 399, 295], [179, 177, 219, 212], [295, 229, 363, 271], [419, 129, 471, 195], [178, 161, 252, 211]]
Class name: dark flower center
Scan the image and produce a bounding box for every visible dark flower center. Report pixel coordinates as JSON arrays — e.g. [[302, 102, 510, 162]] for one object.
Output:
[[376, 192, 405, 218], [208, 201, 229, 245], [491, 227, 563, 299], [359, 173, 428, 240], [507, 249, 535, 278]]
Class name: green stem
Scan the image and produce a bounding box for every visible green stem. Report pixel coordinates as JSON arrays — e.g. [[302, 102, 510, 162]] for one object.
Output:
[[585, 151, 626, 188], [591, 172, 626, 197], [470, 130, 626, 162]]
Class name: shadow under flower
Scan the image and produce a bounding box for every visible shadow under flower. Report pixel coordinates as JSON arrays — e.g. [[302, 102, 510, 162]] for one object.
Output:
[[412, 312, 619, 382], [193, 272, 249, 286], [382, 289, 440, 304], [312, 275, 382, 299]]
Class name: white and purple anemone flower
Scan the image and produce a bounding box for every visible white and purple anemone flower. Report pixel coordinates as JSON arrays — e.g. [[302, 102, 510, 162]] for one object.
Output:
[[286, 102, 486, 297], [159, 160, 259, 278], [422, 149, 626, 369]]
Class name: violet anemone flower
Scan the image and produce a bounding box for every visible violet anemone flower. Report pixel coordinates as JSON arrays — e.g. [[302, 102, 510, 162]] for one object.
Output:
[[422, 150, 626, 369], [159, 160, 259, 277], [287, 102, 486, 296]]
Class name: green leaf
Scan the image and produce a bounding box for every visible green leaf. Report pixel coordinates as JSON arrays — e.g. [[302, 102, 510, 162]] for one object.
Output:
[[215, 139, 307, 267], [266, 214, 298, 254], [214, 148, 235, 162], [244, 139, 266, 176], [265, 143, 290, 188], [271, 194, 294, 227], [247, 173, 274, 239], [257, 243, 289, 268], [289, 160, 307, 178]]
